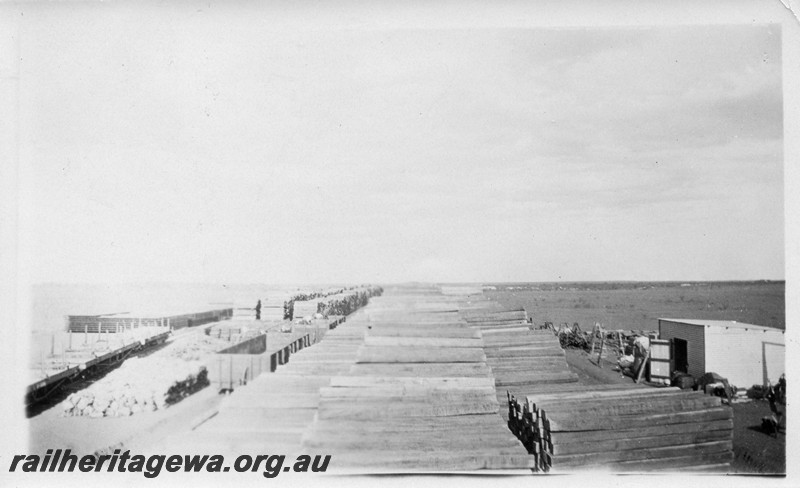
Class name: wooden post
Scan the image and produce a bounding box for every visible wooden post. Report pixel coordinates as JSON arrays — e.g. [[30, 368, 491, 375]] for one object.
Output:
[[84, 324, 88, 344], [229, 356, 233, 389], [596, 328, 605, 368], [68, 330, 72, 351], [635, 350, 650, 383], [589, 323, 599, 354], [617, 331, 624, 354], [50, 333, 54, 357]]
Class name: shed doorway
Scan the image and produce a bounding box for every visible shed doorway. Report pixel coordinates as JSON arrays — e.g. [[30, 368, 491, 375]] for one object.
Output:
[[673, 338, 688, 374]]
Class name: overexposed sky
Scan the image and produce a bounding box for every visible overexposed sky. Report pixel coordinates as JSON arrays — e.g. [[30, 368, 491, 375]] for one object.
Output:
[[14, 4, 787, 284]]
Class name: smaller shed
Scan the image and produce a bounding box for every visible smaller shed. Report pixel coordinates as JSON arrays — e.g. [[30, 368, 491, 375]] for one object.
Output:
[[658, 318, 785, 388]]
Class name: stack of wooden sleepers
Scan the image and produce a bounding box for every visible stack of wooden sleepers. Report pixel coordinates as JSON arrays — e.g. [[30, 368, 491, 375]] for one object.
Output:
[[152, 287, 535, 472], [508, 386, 733, 472], [150, 310, 371, 458], [299, 287, 535, 473], [457, 294, 734, 473], [153, 285, 734, 475], [462, 306, 529, 328], [457, 301, 581, 421]]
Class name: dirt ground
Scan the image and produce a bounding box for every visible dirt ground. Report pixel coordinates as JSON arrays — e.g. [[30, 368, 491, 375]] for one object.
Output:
[[563, 348, 785, 475], [729, 400, 786, 474], [564, 348, 646, 387]]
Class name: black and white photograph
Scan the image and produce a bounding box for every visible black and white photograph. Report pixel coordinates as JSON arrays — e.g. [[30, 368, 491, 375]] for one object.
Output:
[[0, 0, 797, 485]]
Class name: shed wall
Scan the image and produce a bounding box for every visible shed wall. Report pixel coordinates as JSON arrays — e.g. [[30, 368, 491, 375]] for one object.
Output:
[[704, 326, 785, 386], [658, 320, 706, 378]]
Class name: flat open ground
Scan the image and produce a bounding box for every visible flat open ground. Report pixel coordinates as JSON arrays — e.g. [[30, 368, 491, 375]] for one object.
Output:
[[485, 281, 784, 331]]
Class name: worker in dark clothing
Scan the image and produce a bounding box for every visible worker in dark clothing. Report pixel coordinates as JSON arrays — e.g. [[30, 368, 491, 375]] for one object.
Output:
[[764, 383, 783, 437], [255, 299, 262, 320]]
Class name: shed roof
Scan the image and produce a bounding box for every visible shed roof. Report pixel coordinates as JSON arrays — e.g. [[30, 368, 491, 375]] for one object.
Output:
[[658, 318, 783, 333]]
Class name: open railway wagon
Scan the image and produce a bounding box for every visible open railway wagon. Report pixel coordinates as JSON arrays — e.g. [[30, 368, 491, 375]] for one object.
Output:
[[26, 329, 171, 407], [207, 331, 316, 391]]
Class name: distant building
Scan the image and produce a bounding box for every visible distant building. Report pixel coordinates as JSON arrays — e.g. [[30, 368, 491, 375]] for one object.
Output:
[[658, 318, 784, 387]]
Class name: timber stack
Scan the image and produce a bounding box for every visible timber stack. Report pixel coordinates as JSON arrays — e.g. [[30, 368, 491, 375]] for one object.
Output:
[[149, 288, 379, 458], [456, 290, 734, 473], [456, 300, 580, 419], [302, 285, 533, 472], [149, 283, 734, 474], [153, 321, 367, 457], [155, 284, 535, 472], [508, 387, 733, 472]]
